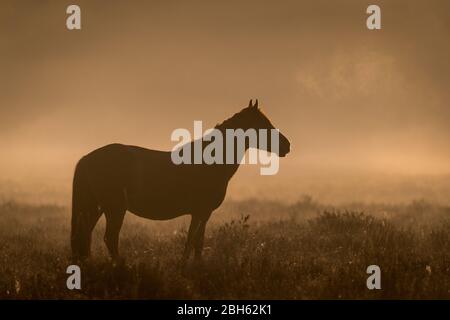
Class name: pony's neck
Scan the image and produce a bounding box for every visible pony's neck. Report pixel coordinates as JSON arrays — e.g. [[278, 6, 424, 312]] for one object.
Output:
[[213, 115, 248, 179], [174, 109, 252, 181], [214, 110, 246, 132]]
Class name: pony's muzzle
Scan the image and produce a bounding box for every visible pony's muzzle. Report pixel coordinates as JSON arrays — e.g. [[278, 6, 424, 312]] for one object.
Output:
[[278, 135, 291, 157]]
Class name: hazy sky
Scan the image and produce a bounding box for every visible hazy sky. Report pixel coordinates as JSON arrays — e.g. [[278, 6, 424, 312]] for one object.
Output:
[[1, 0, 450, 202]]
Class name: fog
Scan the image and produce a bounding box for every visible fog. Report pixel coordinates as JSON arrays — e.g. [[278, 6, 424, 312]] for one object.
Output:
[[1, 0, 449, 204]]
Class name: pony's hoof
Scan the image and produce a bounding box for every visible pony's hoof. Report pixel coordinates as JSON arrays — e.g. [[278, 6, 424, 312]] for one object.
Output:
[[110, 256, 125, 268], [194, 257, 204, 266], [178, 258, 191, 275], [71, 255, 89, 267], [177, 258, 187, 269]]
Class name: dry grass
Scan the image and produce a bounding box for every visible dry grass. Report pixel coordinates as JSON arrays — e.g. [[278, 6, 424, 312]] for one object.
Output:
[[0, 199, 449, 299]]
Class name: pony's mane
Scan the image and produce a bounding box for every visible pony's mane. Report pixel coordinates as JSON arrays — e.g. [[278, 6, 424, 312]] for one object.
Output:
[[215, 107, 271, 132], [215, 108, 249, 130]]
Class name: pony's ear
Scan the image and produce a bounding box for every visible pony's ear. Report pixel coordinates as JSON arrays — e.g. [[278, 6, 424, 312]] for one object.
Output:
[[247, 99, 258, 109]]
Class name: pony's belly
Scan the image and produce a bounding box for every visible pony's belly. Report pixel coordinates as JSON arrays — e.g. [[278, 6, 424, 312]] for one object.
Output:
[[128, 207, 187, 221], [124, 180, 228, 220]]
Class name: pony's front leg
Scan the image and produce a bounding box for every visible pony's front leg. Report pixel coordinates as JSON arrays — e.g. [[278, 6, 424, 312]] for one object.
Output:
[[194, 218, 209, 261], [181, 212, 211, 265], [181, 215, 201, 264]]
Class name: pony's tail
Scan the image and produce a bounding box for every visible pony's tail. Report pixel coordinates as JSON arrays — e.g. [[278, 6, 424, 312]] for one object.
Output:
[[71, 158, 97, 261]]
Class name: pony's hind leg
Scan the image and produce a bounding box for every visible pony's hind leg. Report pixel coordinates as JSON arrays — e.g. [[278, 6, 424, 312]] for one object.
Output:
[[104, 207, 126, 261], [80, 209, 103, 258]]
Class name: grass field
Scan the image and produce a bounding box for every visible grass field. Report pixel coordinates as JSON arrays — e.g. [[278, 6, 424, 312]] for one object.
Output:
[[0, 198, 449, 299]]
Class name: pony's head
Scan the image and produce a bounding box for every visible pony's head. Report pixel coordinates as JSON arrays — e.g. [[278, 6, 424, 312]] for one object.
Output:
[[233, 99, 291, 157]]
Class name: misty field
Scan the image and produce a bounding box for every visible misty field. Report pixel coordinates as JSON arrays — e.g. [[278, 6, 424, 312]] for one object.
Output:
[[0, 197, 449, 299]]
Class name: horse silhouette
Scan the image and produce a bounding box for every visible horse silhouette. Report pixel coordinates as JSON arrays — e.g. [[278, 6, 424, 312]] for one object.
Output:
[[71, 99, 291, 262]]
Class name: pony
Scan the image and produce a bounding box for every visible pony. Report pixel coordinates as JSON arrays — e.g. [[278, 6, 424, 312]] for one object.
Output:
[[71, 99, 291, 263]]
